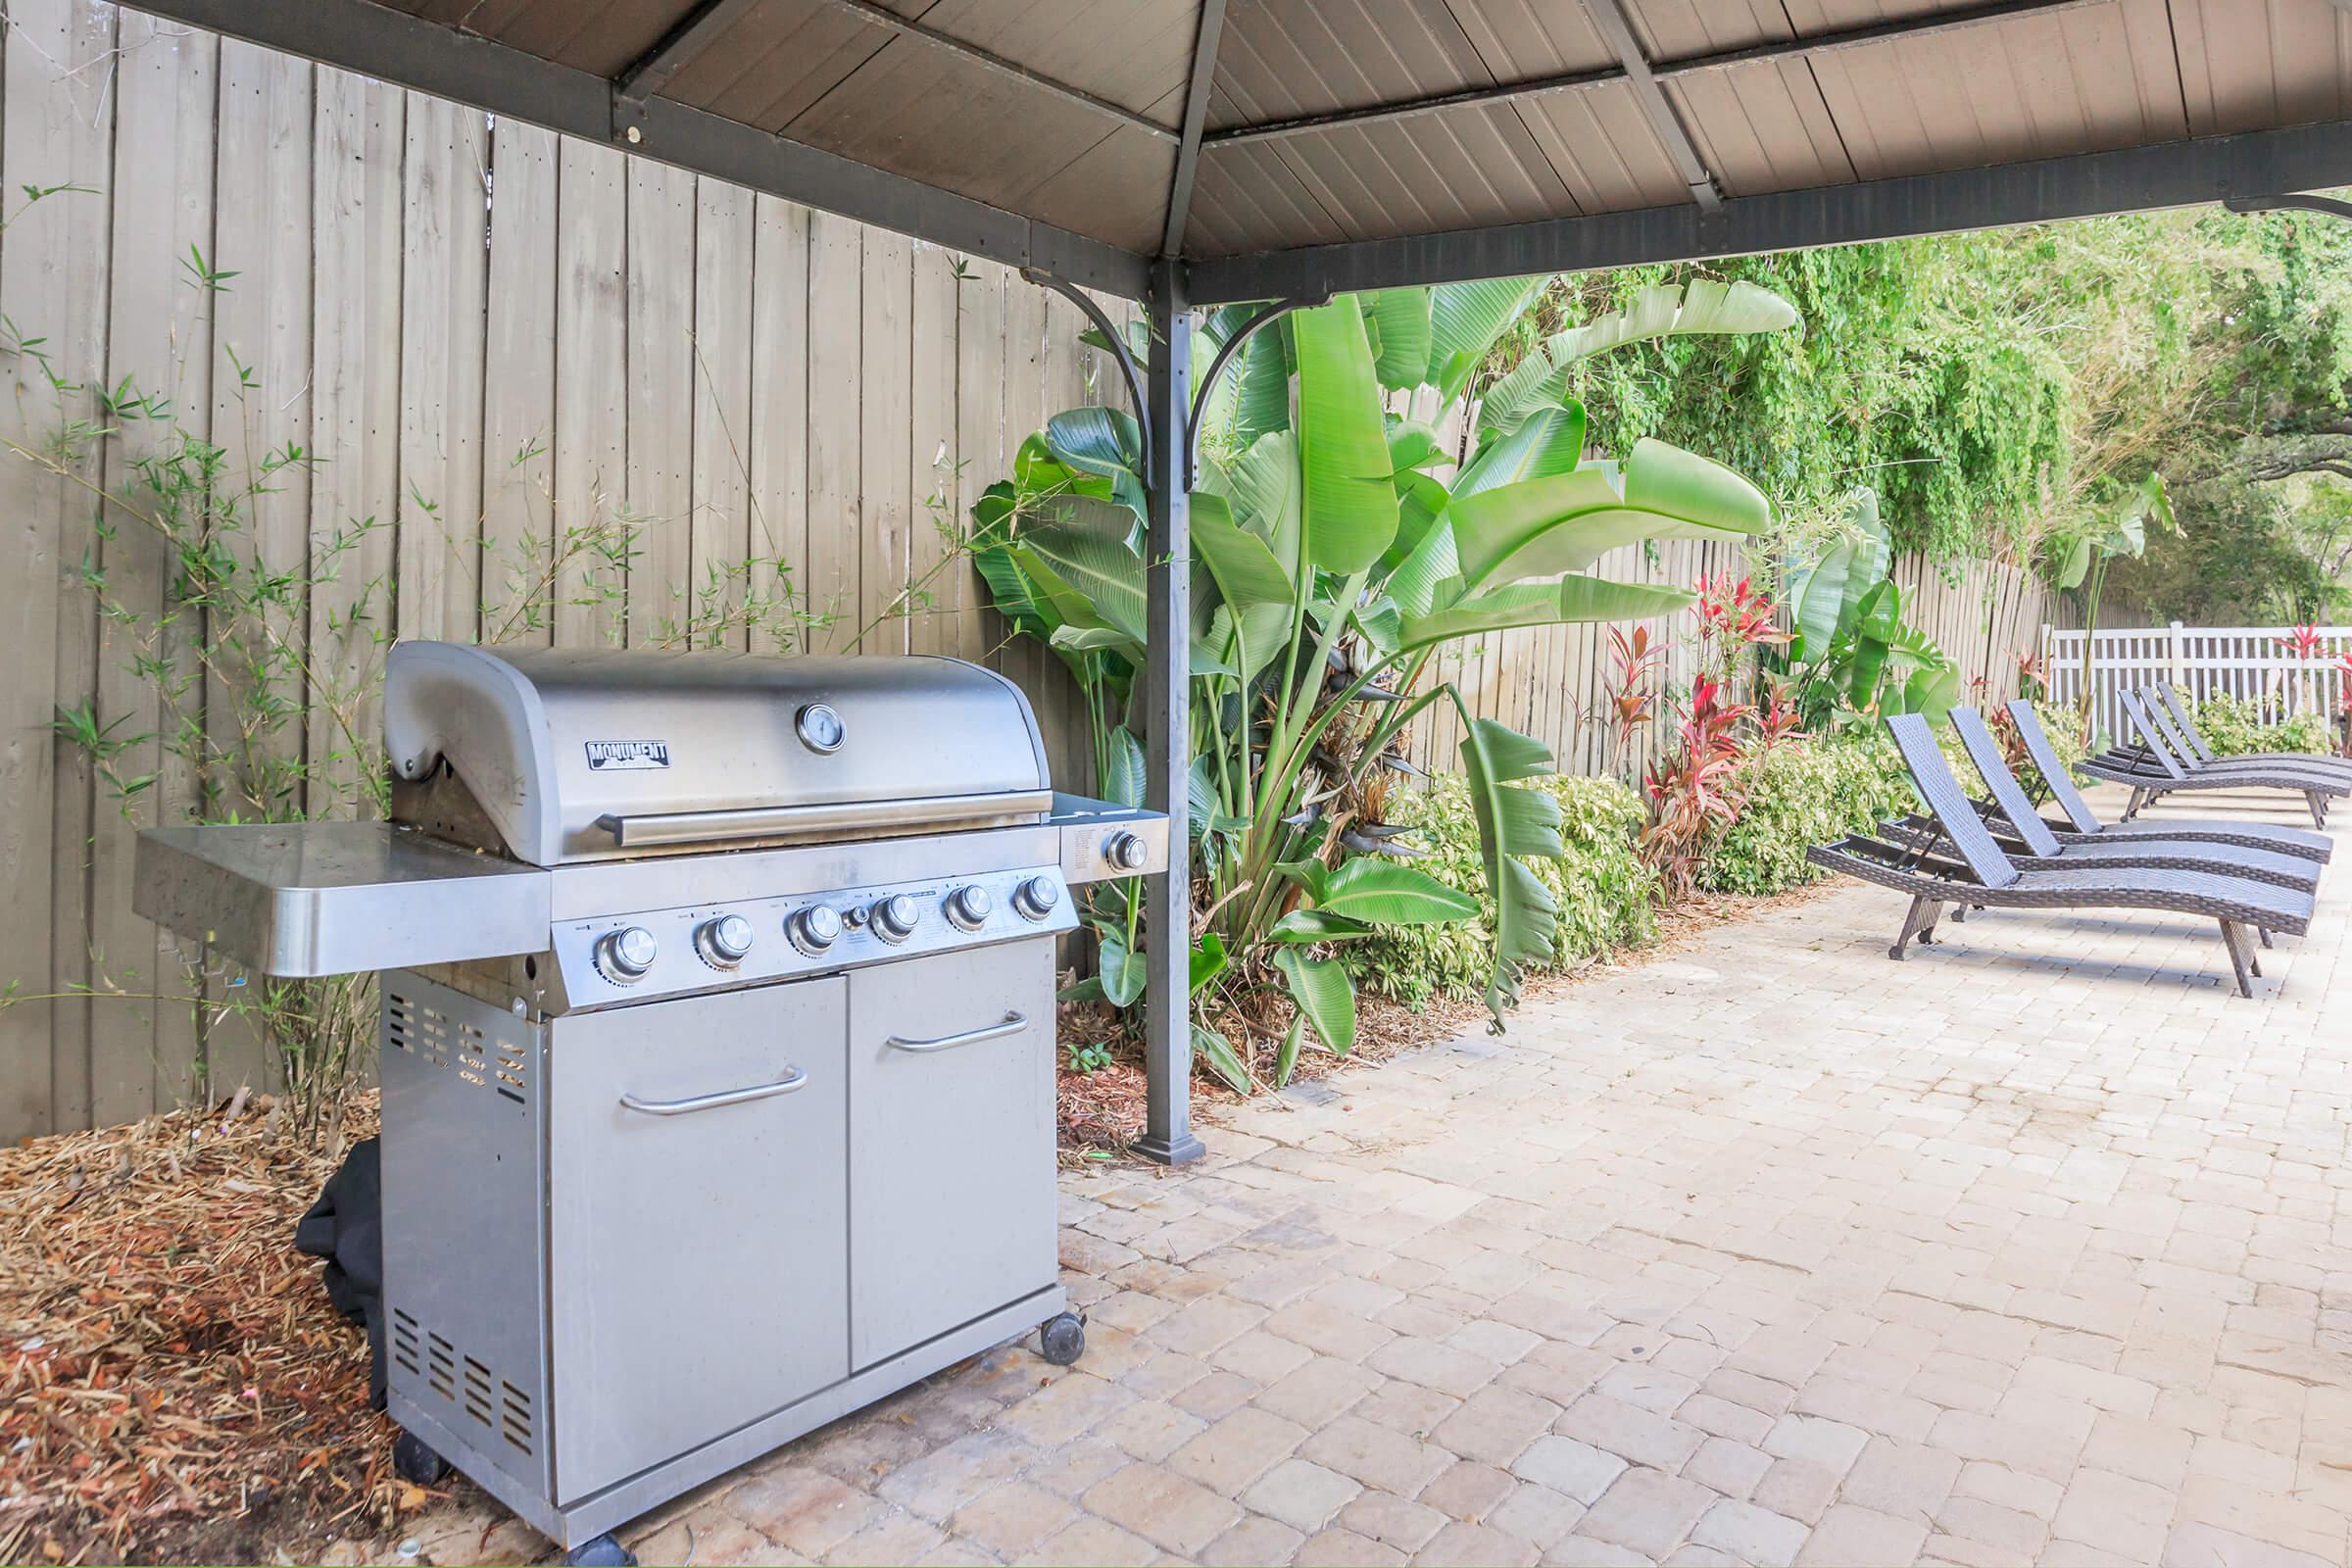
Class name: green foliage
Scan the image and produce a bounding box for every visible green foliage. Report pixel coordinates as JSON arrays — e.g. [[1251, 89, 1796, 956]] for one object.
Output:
[[1346, 775, 1658, 1008], [1774, 488, 1962, 725], [974, 282, 1787, 1065], [2191, 691, 2334, 758], [1696, 735, 1917, 897]]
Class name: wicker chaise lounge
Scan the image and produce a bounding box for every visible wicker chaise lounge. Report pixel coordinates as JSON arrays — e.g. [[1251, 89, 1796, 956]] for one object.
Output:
[[1806, 714, 2314, 997], [1943, 709, 2322, 893], [2004, 700, 2331, 863], [2078, 692, 2344, 829], [2148, 684, 2352, 781]]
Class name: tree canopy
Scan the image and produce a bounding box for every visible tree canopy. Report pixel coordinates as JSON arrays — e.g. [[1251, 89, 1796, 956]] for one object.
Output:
[[1488, 202, 2352, 617]]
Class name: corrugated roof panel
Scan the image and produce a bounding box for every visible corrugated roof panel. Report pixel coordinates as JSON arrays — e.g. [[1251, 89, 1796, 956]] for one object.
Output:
[[1207, 0, 1496, 128], [1671, 59, 1856, 197], [1515, 78, 1700, 213], [1250, 108, 1578, 244], [2175, 0, 2352, 135], [1439, 0, 1618, 76], [1621, 0, 1798, 58], [662, 1, 899, 130], [1804, 0, 2186, 180], [422, 0, 695, 76], [911, 0, 1198, 118], [1021, 125, 1181, 253], [1186, 139, 1353, 255]]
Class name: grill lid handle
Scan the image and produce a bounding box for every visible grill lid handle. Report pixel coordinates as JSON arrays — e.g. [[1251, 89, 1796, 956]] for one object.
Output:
[[595, 789, 1053, 849]]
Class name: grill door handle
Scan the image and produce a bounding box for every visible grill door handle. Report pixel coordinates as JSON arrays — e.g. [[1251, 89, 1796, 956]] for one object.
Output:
[[886, 1011, 1027, 1054], [618, 1065, 808, 1116]]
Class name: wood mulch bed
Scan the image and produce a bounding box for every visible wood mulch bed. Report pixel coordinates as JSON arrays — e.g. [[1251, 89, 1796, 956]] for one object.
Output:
[[0, 1095, 419, 1566], [0, 881, 1832, 1563]]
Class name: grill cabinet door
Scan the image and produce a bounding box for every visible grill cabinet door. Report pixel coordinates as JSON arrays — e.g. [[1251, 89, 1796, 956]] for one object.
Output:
[[547, 977, 849, 1502], [848, 939, 1056, 1369]]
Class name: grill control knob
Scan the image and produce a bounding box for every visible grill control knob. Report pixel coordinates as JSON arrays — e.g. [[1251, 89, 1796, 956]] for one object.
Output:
[[870, 894, 920, 944], [1013, 875, 1061, 921], [1105, 831, 1151, 872], [596, 926, 658, 984], [946, 885, 993, 931], [697, 912, 756, 967], [787, 905, 843, 956]]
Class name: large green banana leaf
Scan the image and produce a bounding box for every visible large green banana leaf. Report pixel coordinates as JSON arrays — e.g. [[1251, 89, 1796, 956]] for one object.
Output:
[[1398, 577, 1694, 650], [1012, 493, 1148, 641], [1191, 492, 1294, 607], [1274, 948, 1356, 1056], [1476, 280, 1799, 436], [1446, 442, 1767, 590], [1451, 402, 1587, 498], [1293, 301, 1401, 574], [1460, 717, 1564, 1022], [1422, 277, 1542, 401], [1367, 287, 1433, 389]]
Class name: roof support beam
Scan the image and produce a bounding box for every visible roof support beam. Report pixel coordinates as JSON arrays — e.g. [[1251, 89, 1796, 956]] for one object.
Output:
[[1185, 117, 2352, 303], [1161, 0, 1229, 256], [114, 0, 1152, 299], [1202, 0, 2107, 151], [1582, 0, 1719, 210], [812, 0, 1176, 144], [613, 0, 760, 107]]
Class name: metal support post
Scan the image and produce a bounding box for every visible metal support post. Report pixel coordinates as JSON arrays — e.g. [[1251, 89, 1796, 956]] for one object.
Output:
[[1134, 257, 1204, 1166]]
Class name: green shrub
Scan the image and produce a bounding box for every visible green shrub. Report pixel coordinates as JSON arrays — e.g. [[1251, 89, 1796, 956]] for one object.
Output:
[[1697, 733, 1917, 897], [2189, 689, 2334, 758], [1346, 775, 1658, 1007]]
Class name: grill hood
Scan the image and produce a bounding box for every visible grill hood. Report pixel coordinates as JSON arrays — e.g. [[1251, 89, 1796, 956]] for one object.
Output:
[[384, 643, 1050, 865]]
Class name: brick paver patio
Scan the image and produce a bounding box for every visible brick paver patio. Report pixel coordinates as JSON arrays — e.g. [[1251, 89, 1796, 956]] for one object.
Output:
[[418, 785, 2352, 1567]]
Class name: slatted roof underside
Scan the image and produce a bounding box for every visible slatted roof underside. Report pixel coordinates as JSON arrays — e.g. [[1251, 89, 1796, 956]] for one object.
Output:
[[309, 0, 2352, 266]]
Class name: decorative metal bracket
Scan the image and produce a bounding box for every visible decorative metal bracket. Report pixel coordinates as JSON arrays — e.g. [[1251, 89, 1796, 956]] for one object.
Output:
[[1182, 294, 1328, 489], [1021, 267, 1153, 485], [2225, 192, 2352, 221]]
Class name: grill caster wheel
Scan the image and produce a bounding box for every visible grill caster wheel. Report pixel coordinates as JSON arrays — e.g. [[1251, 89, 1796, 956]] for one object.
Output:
[[564, 1533, 637, 1567], [1039, 1312, 1086, 1367], [392, 1430, 449, 1488]]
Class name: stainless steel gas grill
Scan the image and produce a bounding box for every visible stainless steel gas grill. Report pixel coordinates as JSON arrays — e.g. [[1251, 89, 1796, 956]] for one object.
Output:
[[134, 642, 1167, 1561]]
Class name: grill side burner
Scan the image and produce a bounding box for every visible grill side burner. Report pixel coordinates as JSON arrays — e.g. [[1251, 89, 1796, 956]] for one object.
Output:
[[131, 642, 1168, 1553]]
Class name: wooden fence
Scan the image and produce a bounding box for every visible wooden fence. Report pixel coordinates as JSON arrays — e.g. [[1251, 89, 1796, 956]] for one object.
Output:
[[0, 2, 2054, 1141], [2043, 621, 2352, 740]]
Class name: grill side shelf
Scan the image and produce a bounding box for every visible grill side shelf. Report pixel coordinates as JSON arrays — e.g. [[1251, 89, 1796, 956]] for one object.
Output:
[[134, 821, 551, 977]]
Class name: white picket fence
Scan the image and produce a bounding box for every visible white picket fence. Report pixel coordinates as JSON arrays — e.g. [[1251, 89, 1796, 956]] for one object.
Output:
[[2042, 622, 2352, 740]]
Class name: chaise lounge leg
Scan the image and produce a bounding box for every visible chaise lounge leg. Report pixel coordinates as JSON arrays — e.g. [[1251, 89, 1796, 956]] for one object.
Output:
[[1889, 896, 1940, 960], [2219, 921, 2256, 999], [2307, 792, 2329, 831], [2124, 787, 2146, 821], [2258, 927, 2274, 950]]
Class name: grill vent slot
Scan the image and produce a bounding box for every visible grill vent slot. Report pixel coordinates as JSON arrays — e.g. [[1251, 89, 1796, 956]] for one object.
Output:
[[388, 996, 527, 1106], [463, 1355, 495, 1430], [493, 1035, 527, 1105], [501, 1381, 534, 1455], [397, 1311, 538, 1460], [426, 1332, 457, 1401], [386, 994, 414, 1054]]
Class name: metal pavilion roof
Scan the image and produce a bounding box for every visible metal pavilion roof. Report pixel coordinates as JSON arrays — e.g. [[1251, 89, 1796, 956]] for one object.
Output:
[[135, 0, 2352, 302]]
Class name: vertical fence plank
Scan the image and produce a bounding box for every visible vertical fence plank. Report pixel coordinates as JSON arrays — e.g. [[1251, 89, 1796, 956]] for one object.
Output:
[[397, 93, 488, 646], [805, 212, 861, 650], [907, 242, 959, 657], [624, 162, 694, 648], [956, 263, 1007, 672], [858, 227, 912, 655], [0, 0, 119, 1142], [204, 38, 315, 1100], [690, 176, 754, 650], [479, 121, 557, 646], [747, 194, 808, 654], [91, 13, 218, 1123], [553, 137, 625, 648], [307, 68, 403, 824]]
